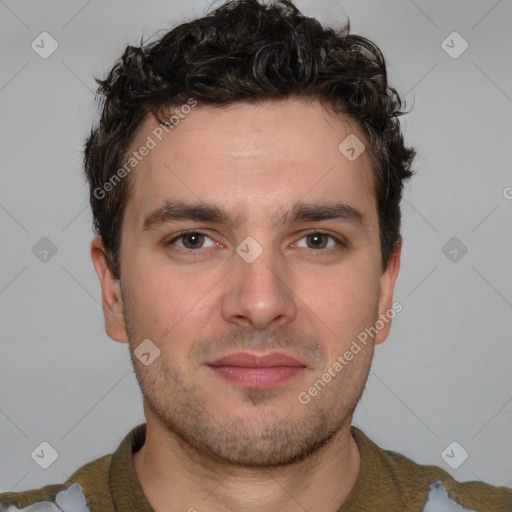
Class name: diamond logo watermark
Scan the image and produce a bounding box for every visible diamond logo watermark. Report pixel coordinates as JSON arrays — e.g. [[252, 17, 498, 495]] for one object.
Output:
[[441, 32, 468, 59], [31, 32, 59, 59], [338, 134, 365, 161], [442, 237, 468, 263], [32, 237, 58, 263], [31, 441, 59, 469], [134, 339, 161, 366], [236, 236, 263, 263], [441, 441, 469, 469]]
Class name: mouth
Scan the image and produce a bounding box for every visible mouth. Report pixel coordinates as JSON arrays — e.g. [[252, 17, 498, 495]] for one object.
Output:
[[206, 351, 307, 389]]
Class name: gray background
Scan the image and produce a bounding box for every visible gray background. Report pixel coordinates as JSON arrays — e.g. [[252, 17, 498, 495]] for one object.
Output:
[[1, 0, 511, 493]]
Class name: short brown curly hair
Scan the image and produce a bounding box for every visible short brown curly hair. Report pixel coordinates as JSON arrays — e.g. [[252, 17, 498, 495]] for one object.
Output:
[[84, 0, 415, 279]]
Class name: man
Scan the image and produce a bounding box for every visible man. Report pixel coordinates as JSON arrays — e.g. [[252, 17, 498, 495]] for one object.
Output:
[[1, 0, 510, 511]]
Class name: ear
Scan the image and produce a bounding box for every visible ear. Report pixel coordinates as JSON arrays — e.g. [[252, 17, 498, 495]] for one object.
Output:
[[374, 240, 401, 345], [90, 237, 128, 343]]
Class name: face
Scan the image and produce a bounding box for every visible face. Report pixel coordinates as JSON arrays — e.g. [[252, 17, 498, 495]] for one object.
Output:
[[92, 98, 400, 468]]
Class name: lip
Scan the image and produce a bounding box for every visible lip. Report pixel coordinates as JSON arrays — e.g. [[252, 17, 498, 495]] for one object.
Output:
[[207, 351, 306, 368], [207, 351, 306, 389]]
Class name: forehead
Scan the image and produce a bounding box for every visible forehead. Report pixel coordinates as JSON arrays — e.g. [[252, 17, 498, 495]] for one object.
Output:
[[123, 98, 376, 229]]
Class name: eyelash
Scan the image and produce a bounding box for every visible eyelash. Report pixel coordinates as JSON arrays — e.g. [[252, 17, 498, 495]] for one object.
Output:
[[164, 230, 346, 254]]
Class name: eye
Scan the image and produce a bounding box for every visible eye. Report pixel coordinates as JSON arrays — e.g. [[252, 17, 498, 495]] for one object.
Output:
[[295, 231, 344, 250], [164, 230, 345, 254], [166, 231, 217, 250]]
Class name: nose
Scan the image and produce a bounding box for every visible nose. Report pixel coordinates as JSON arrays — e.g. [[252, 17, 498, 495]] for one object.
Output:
[[221, 244, 297, 331]]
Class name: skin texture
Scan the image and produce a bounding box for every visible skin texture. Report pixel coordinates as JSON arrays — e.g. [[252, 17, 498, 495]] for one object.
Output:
[[91, 98, 401, 512]]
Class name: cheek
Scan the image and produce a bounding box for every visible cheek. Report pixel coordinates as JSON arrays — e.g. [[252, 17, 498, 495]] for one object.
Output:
[[121, 252, 181, 336], [299, 258, 381, 356], [306, 256, 380, 315], [123, 253, 222, 349]]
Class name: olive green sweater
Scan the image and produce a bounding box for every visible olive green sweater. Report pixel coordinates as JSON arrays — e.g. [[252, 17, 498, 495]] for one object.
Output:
[[1, 423, 511, 511]]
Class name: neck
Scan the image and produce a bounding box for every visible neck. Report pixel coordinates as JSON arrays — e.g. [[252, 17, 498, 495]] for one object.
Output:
[[133, 413, 361, 512]]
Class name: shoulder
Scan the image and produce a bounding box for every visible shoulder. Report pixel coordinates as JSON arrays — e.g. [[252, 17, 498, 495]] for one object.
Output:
[[351, 426, 512, 511], [1, 423, 147, 512], [384, 447, 512, 510], [0, 454, 113, 512]]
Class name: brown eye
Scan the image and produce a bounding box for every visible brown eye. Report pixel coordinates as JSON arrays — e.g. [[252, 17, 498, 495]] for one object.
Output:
[[166, 231, 216, 250], [295, 231, 341, 250], [181, 232, 205, 249], [306, 232, 329, 249]]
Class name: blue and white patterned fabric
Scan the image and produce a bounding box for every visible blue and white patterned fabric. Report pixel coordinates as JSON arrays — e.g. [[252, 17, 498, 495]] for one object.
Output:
[[1, 484, 90, 512]]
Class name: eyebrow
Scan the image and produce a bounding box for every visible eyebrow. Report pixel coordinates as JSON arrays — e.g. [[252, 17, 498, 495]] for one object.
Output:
[[142, 200, 366, 231]]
